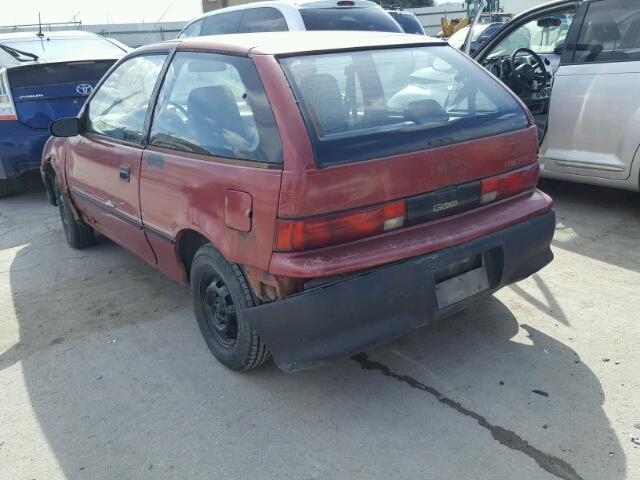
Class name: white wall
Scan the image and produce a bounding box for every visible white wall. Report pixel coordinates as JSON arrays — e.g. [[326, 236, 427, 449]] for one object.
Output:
[[409, 3, 467, 36], [502, 0, 548, 15]]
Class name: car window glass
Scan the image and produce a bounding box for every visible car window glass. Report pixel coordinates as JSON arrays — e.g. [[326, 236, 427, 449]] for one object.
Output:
[[299, 8, 403, 32], [201, 11, 244, 35], [281, 46, 528, 165], [574, 2, 640, 63], [391, 13, 423, 35], [0, 37, 126, 62], [240, 7, 287, 33], [150, 52, 282, 163], [86, 54, 166, 144], [487, 9, 575, 59], [179, 18, 204, 38]]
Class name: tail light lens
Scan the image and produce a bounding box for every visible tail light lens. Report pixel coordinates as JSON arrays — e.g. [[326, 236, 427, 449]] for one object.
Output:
[[274, 200, 406, 252], [480, 163, 540, 204], [0, 68, 17, 121]]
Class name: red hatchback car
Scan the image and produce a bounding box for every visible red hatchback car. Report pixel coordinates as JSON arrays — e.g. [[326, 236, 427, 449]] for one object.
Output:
[[42, 32, 555, 372]]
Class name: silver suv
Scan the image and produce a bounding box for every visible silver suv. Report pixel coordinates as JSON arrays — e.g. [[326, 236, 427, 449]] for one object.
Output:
[[472, 0, 640, 191], [178, 0, 403, 38]]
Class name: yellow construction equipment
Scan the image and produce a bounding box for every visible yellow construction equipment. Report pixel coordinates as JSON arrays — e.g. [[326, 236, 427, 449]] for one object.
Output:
[[441, 16, 470, 37]]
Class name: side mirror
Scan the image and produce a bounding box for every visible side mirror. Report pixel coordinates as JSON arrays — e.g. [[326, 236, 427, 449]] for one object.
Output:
[[50, 117, 80, 137]]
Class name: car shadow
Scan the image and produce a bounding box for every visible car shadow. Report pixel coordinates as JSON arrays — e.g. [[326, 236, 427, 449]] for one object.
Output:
[[0, 182, 625, 480], [539, 179, 640, 274]]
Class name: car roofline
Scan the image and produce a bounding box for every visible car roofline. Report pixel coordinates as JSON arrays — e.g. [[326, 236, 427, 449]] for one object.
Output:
[[170, 31, 444, 57], [194, 0, 384, 19]]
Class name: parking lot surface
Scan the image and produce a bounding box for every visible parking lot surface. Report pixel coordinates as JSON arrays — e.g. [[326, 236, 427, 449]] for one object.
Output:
[[1, 179, 639, 480]]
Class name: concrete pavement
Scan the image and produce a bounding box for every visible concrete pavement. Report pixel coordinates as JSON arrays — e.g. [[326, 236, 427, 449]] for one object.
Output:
[[1, 180, 639, 480]]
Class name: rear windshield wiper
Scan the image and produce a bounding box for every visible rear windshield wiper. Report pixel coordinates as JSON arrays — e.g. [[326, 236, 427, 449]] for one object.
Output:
[[0, 43, 39, 62]]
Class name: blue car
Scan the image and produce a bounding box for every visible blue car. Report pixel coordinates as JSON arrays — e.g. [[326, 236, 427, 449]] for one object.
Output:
[[0, 31, 127, 197]]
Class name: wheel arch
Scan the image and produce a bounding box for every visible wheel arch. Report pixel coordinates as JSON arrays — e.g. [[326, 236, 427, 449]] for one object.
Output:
[[175, 228, 212, 282], [41, 155, 58, 206]]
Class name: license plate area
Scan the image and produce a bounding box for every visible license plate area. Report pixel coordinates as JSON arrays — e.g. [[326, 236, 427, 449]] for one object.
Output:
[[434, 253, 492, 309]]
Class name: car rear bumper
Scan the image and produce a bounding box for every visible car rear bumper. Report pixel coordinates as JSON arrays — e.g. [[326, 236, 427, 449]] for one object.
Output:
[[0, 121, 49, 180], [245, 210, 555, 372]]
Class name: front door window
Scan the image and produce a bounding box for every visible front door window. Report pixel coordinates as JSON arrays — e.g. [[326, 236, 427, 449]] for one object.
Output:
[[487, 11, 575, 60], [86, 54, 167, 144]]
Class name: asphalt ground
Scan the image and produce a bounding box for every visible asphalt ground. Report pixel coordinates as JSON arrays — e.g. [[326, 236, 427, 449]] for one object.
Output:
[[1, 178, 639, 480]]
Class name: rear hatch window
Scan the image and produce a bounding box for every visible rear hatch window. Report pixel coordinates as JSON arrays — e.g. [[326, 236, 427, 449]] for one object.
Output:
[[280, 45, 529, 166], [299, 7, 403, 32], [8, 60, 116, 129]]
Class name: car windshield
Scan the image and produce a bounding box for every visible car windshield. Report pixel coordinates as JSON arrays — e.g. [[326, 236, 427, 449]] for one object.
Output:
[[0, 36, 126, 62], [281, 45, 528, 165], [299, 8, 403, 32]]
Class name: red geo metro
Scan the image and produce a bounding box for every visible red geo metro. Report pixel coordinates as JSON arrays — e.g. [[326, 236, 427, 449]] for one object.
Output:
[[41, 32, 555, 372]]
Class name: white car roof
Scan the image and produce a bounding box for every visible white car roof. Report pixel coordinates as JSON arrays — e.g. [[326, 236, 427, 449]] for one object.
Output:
[[177, 30, 444, 56], [197, 0, 384, 18], [0, 30, 100, 41]]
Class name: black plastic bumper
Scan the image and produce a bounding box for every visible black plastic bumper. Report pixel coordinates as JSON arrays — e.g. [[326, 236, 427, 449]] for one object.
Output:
[[244, 210, 555, 372]]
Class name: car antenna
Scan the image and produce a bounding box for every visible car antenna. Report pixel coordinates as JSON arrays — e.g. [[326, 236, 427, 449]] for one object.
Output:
[[37, 12, 44, 37]]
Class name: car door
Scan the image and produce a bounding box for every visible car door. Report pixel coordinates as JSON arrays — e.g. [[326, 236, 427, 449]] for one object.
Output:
[[472, 1, 578, 141], [65, 53, 168, 264], [539, 0, 640, 182]]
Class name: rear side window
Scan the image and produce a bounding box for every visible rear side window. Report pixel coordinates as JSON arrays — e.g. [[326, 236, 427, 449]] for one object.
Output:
[[299, 8, 403, 32], [573, 0, 640, 63], [240, 8, 288, 32], [150, 52, 282, 164], [391, 13, 424, 35], [179, 18, 204, 38], [281, 46, 529, 165], [86, 54, 166, 144], [201, 11, 244, 35]]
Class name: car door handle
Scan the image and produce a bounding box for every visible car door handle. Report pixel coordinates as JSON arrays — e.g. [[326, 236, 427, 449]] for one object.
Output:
[[119, 165, 130, 182]]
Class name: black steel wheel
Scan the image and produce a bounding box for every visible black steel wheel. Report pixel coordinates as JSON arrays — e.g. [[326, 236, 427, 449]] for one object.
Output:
[[191, 244, 270, 371], [201, 273, 239, 348]]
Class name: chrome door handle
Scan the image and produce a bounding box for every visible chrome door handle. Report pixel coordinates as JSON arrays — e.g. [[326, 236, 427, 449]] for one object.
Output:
[[119, 165, 130, 182]]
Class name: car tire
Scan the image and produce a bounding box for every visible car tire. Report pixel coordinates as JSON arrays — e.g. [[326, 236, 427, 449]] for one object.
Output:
[[0, 179, 13, 198], [57, 185, 95, 249], [191, 244, 270, 371], [43, 174, 58, 206]]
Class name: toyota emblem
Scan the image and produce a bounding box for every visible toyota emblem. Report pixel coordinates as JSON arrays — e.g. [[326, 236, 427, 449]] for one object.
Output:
[[76, 83, 94, 96]]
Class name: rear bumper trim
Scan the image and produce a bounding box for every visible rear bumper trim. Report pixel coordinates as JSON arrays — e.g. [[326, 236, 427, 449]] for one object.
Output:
[[244, 210, 555, 372], [269, 189, 553, 278]]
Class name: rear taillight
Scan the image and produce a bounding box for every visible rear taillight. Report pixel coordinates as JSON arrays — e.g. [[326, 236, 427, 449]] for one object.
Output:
[[274, 200, 406, 252], [480, 163, 540, 204], [0, 68, 17, 121], [337, 0, 355, 5]]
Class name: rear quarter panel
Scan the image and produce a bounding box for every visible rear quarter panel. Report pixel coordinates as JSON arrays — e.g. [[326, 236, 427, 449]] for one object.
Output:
[[140, 147, 282, 282]]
